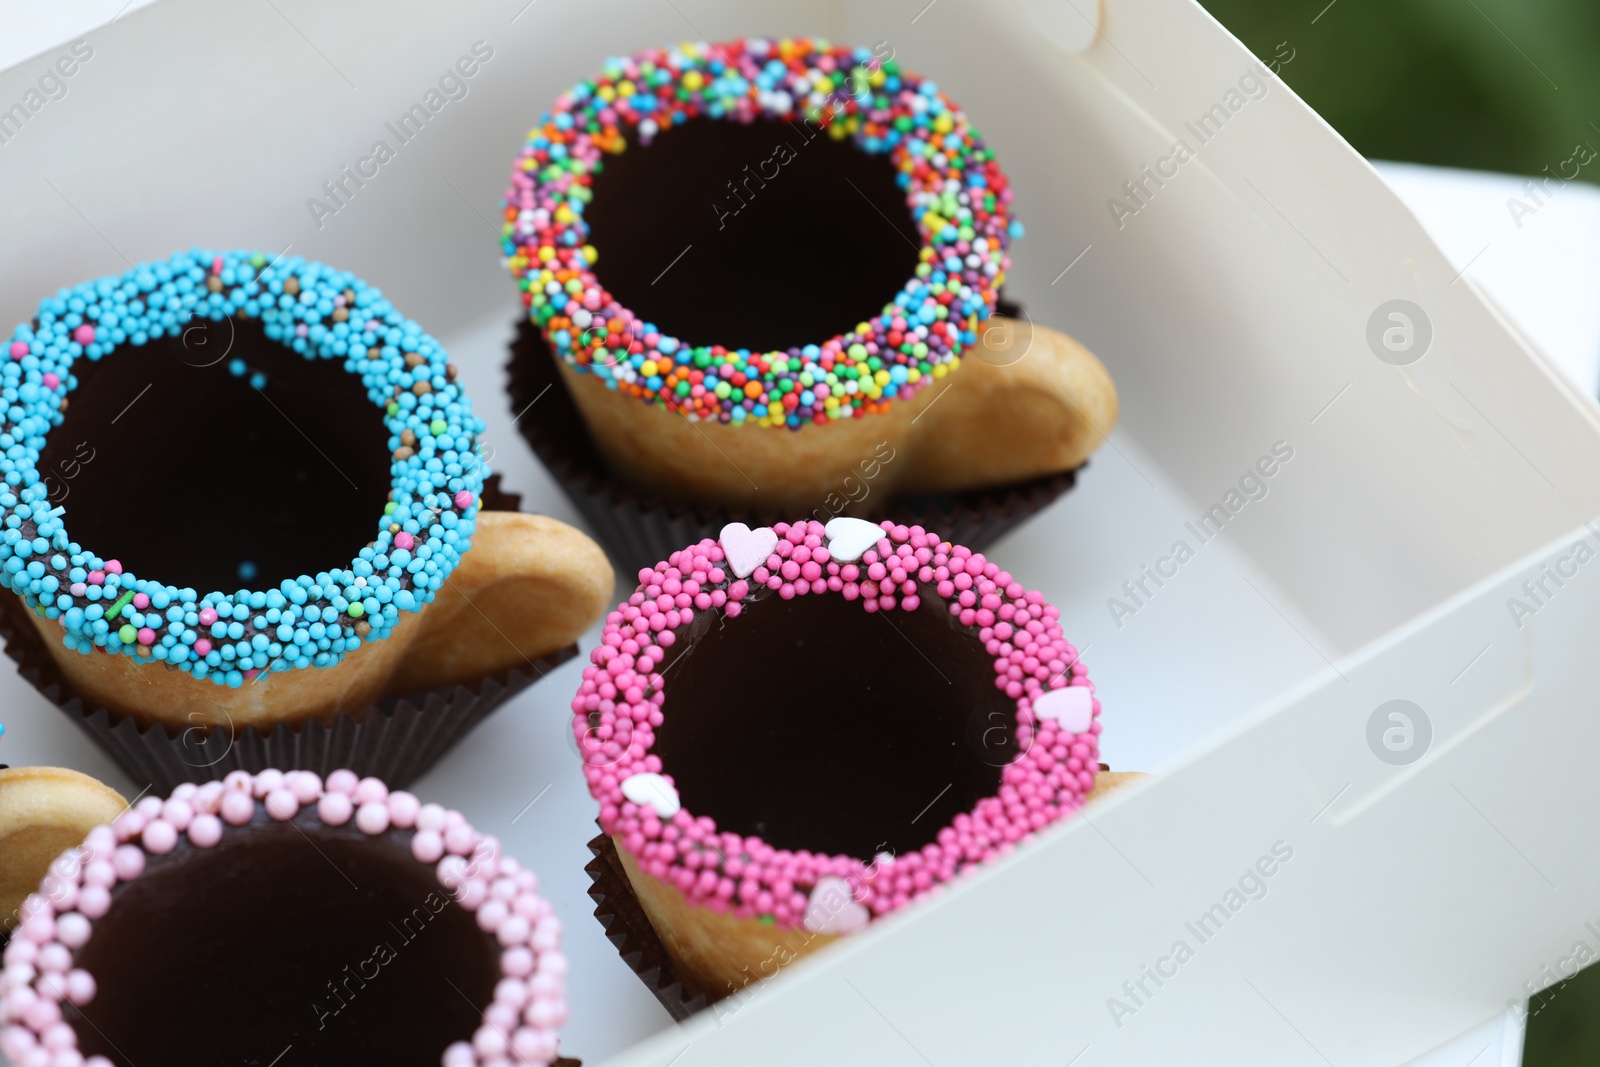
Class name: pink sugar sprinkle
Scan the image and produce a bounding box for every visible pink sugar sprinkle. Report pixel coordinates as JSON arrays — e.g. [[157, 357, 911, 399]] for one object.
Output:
[[318, 792, 354, 827], [103, 560, 122, 575], [42, 373, 59, 389], [575, 519, 1099, 933], [72, 325, 95, 346], [219, 790, 253, 826], [7, 769, 569, 1067], [8, 341, 27, 360], [393, 531, 415, 551], [140, 820, 177, 854], [454, 490, 474, 509], [264, 788, 298, 821], [188, 814, 223, 848]]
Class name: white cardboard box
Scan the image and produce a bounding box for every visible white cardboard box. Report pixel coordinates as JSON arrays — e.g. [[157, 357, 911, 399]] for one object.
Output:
[[1, 1, 1598, 1065], [1375, 159, 1600, 401]]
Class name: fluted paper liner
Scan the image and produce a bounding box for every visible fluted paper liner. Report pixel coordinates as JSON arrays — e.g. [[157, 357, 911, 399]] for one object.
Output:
[[506, 317, 1081, 581], [0, 478, 579, 793], [586, 831, 714, 1022]]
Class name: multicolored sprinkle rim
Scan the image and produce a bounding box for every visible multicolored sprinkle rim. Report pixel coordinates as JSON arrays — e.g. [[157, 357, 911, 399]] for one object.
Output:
[[574, 517, 1100, 934], [502, 38, 1021, 430], [0, 250, 487, 686], [0, 769, 568, 1067]]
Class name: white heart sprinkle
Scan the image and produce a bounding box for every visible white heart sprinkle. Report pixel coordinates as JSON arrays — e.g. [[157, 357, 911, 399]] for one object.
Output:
[[823, 517, 885, 563], [1034, 686, 1094, 733], [620, 772, 680, 818], [804, 877, 870, 935], [719, 522, 779, 579]]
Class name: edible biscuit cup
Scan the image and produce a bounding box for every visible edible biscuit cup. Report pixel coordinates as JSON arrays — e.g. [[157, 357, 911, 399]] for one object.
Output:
[[1, 250, 610, 780], [502, 39, 1117, 515]]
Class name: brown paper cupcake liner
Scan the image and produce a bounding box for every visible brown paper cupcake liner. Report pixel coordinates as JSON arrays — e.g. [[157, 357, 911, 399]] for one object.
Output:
[[0, 476, 578, 795], [585, 831, 716, 1022], [506, 316, 1080, 581], [584, 760, 1118, 1022]]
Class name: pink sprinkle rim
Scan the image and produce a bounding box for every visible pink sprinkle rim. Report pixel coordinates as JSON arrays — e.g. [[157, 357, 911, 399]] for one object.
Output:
[[573, 519, 1100, 933], [0, 769, 568, 1067]]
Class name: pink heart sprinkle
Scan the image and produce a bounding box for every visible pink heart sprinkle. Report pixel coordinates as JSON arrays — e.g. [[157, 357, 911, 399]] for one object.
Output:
[[1034, 685, 1094, 733], [718, 522, 778, 580], [804, 877, 869, 935]]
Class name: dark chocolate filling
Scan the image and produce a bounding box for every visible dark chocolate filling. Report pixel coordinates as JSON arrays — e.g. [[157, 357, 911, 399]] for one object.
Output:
[[583, 116, 921, 353], [70, 811, 497, 1067], [38, 317, 390, 592], [653, 589, 1016, 861]]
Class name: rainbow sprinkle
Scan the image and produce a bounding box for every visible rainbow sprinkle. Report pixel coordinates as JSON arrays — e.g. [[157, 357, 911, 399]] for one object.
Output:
[[0, 250, 487, 687], [502, 38, 1020, 430]]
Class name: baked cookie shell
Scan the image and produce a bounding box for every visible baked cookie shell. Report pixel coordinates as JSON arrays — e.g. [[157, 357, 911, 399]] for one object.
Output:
[[0, 477, 592, 791], [0, 767, 125, 928], [2, 250, 488, 687], [0, 770, 572, 1067], [575, 520, 1103, 990], [583, 775, 1146, 1003], [505, 318, 1081, 581], [504, 39, 1014, 431]]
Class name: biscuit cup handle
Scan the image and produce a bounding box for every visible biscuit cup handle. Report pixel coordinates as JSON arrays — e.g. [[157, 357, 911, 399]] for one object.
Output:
[[383, 512, 614, 696], [894, 317, 1120, 494], [1085, 770, 1148, 804], [0, 767, 127, 922]]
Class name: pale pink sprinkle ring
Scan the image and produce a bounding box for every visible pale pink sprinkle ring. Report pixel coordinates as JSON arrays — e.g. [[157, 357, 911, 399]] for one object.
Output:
[[0, 769, 568, 1067], [574, 517, 1101, 933]]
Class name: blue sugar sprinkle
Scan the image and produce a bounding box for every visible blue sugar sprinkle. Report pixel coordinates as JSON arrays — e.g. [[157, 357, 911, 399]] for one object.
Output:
[[0, 249, 488, 684]]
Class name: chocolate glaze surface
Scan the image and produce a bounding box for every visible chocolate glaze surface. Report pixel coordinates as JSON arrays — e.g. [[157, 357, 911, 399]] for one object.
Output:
[[584, 116, 921, 353], [38, 316, 391, 593], [653, 588, 1016, 861], [71, 810, 497, 1067]]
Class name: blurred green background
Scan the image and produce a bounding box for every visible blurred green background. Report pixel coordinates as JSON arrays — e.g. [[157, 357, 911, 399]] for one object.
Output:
[[1191, 8, 1598, 1062], [1198, 0, 1599, 177], [1521, 961, 1600, 1065]]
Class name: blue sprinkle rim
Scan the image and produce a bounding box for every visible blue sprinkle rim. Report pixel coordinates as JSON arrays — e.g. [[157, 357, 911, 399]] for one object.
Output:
[[0, 249, 488, 688]]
